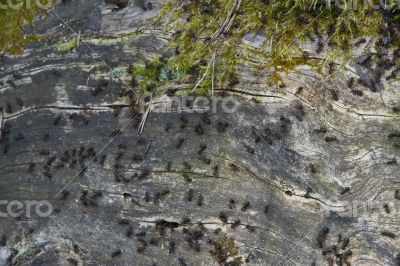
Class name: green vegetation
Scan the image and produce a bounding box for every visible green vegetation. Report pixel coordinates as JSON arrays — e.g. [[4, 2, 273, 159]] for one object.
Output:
[[156, 0, 400, 91], [0, 0, 51, 54], [131, 57, 184, 93], [210, 236, 243, 264], [56, 36, 78, 52], [1, 0, 399, 93]]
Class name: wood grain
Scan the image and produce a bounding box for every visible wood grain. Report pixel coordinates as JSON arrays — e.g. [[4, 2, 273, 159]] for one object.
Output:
[[0, 0, 399, 265]]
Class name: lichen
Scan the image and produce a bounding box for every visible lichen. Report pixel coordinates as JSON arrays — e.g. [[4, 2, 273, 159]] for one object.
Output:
[[131, 56, 184, 93], [157, 0, 400, 91]]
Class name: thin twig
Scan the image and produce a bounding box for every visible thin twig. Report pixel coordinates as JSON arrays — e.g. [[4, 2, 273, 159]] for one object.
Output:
[[211, 51, 216, 96], [76, 30, 81, 48], [138, 93, 152, 134], [191, 55, 214, 92], [144, 139, 153, 159], [211, 0, 242, 40]]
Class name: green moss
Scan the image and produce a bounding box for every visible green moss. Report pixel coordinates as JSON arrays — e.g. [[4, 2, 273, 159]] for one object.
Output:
[[0, 0, 52, 54], [157, 0, 400, 91], [55, 37, 77, 52], [132, 57, 161, 81], [210, 236, 243, 265], [131, 57, 184, 93]]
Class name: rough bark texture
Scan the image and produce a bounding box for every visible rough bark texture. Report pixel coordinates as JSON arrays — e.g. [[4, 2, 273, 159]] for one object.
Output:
[[0, 0, 400, 266]]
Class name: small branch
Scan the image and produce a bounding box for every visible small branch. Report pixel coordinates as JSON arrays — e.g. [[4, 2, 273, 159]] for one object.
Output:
[[76, 30, 81, 48], [212, 51, 216, 96], [191, 54, 214, 92], [138, 93, 152, 134], [144, 138, 153, 159], [211, 0, 242, 41]]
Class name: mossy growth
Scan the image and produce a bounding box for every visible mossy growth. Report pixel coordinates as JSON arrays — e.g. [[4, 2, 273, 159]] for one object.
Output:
[[210, 236, 243, 265], [157, 0, 400, 91], [131, 56, 184, 93], [0, 0, 52, 54], [55, 37, 78, 52]]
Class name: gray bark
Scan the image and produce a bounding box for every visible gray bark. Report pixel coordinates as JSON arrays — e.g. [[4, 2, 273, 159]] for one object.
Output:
[[0, 0, 399, 265]]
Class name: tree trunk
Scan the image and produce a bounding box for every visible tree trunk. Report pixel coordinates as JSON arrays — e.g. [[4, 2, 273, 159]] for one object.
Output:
[[0, 1, 399, 265]]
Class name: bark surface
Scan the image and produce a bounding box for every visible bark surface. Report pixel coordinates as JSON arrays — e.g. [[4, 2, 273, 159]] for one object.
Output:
[[0, 1, 399, 265]]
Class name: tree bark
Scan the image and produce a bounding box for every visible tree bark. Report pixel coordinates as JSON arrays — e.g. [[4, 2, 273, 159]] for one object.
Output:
[[0, 1, 399, 265]]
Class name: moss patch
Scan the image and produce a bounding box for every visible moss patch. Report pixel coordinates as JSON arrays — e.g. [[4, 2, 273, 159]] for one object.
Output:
[[210, 236, 243, 265], [55, 37, 78, 52], [0, 0, 52, 54], [131, 57, 184, 93], [157, 0, 400, 91]]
